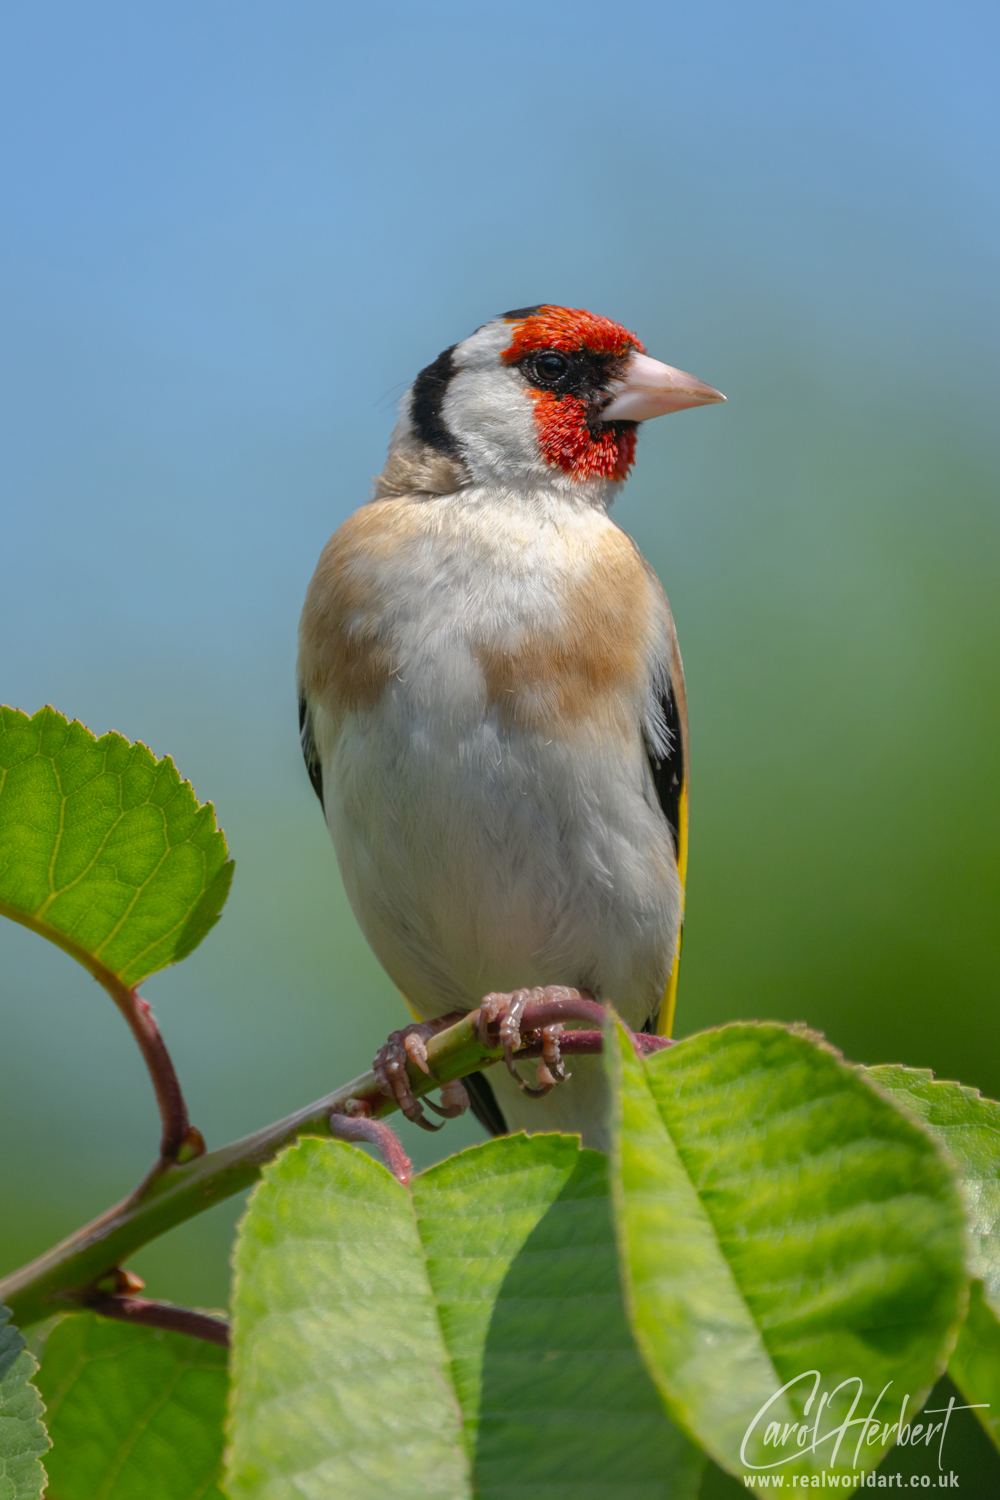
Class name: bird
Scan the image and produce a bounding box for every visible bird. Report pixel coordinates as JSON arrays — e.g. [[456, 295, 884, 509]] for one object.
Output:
[[297, 305, 724, 1151]]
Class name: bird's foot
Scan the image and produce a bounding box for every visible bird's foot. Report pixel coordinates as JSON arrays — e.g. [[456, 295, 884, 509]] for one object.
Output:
[[373, 1014, 469, 1131], [476, 986, 605, 1097]]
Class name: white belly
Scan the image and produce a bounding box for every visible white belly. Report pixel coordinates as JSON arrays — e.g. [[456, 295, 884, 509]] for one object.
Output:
[[323, 685, 679, 1031], [303, 490, 684, 1149]]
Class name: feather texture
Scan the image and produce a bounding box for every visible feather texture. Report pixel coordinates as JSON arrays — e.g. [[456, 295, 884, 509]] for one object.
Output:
[[298, 483, 685, 1147], [296, 307, 705, 1149]]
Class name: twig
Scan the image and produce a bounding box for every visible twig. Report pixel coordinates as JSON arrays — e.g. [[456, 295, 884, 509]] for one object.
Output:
[[120, 990, 204, 1165], [86, 1294, 230, 1348], [0, 1004, 669, 1330], [515, 1029, 672, 1058], [329, 1111, 413, 1185]]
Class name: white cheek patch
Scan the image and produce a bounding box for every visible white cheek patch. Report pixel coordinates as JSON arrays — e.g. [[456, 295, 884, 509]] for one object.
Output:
[[442, 362, 541, 482], [445, 319, 545, 482]]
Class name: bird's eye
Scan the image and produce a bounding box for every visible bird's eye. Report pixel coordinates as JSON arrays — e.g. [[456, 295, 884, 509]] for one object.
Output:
[[533, 352, 569, 383]]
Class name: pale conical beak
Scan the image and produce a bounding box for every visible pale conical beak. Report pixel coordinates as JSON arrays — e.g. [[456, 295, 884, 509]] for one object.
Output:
[[600, 352, 726, 422]]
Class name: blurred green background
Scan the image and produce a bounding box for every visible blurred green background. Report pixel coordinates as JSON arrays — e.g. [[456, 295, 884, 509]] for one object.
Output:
[[1, 0, 998, 1345]]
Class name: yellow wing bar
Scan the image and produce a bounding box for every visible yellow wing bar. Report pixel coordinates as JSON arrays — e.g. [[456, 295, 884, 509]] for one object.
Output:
[[657, 779, 688, 1039]]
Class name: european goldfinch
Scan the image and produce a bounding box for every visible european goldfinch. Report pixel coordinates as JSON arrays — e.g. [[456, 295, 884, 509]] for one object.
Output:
[[298, 306, 724, 1150]]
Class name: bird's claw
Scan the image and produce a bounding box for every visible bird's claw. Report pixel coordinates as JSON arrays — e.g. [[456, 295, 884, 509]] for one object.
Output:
[[425, 1078, 470, 1118], [373, 1016, 467, 1131], [541, 1020, 569, 1081], [520, 1023, 567, 1096], [478, 985, 589, 1096], [404, 1030, 432, 1075]]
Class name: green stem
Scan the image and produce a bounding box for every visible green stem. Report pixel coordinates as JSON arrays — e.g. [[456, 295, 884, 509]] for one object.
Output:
[[0, 1012, 503, 1330]]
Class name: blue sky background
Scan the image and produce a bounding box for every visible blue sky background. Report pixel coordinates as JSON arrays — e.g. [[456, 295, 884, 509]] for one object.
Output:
[[1, 2, 999, 1311]]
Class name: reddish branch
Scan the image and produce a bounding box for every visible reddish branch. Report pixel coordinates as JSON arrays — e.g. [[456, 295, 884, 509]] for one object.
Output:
[[117, 989, 204, 1165], [516, 1028, 671, 1058], [329, 1111, 413, 1184], [86, 1294, 230, 1348]]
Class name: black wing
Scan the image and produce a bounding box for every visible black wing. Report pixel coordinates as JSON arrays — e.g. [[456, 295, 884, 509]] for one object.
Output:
[[463, 1070, 508, 1136], [643, 673, 686, 858], [298, 694, 325, 810]]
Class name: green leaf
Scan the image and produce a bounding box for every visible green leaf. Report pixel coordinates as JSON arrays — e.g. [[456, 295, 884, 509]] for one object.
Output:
[[949, 1282, 1000, 1451], [227, 1133, 703, 1500], [0, 1304, 49, 1500], [869, 1064, 1000, 1452], [608, 1020, 970, 1482], [0, 706, 232, 992], [867, 1066, 1000, 1310], [227, 1138, 469, 1500], [415, 1133, 702, 1498], [33, 1311, 228, 1499]]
